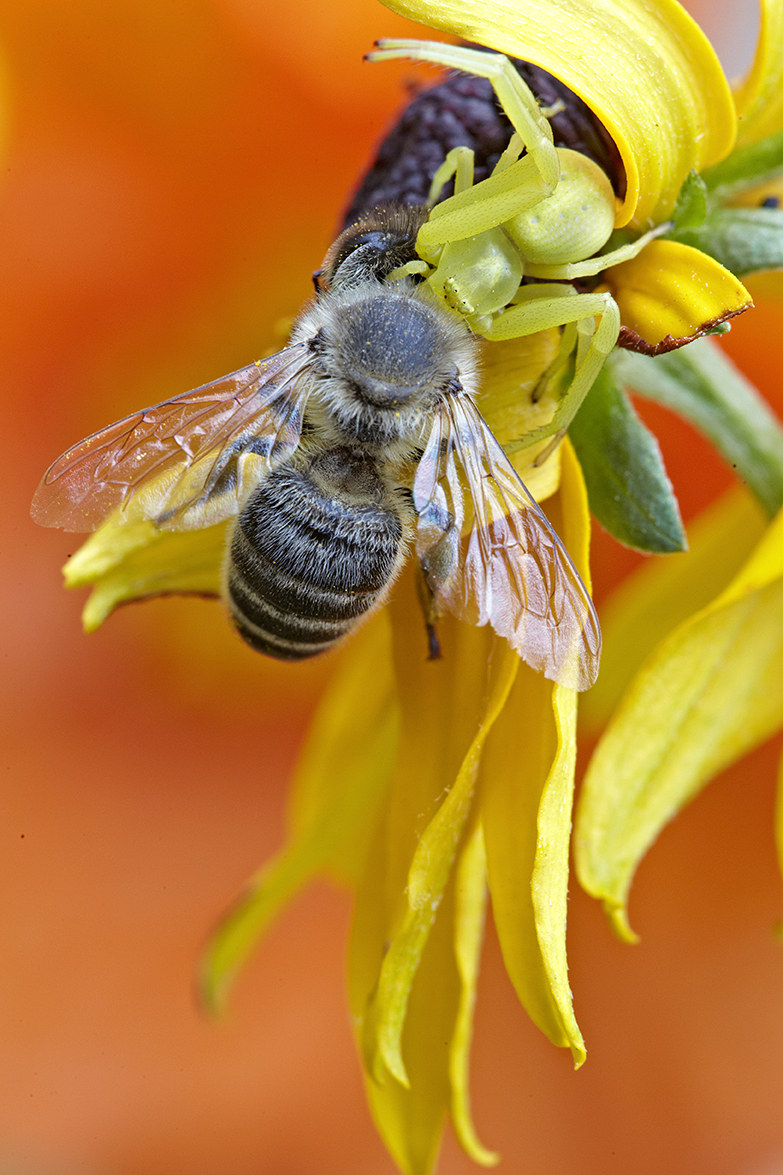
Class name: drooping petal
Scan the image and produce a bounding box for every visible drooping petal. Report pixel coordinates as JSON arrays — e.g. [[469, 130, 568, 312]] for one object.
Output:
[[747, 269, 783, 301], [348, 575, 518, 1174], [351, 843, 461, 1175], [477, 329, 562, 500], [377, 0, 736, 225], [580, 488, 767, 735], [556, 437, 592, 584], [775, 743, 783, 908], [479, 441, 588, 1065], [731, 174, 783, 209], [480, 668, 583, 1060], [64, 518, 227, 631], [285, 613, 398, 888], [733, 0, 783, 146], [200, 614, 397, 1012], [361, 590, 520, 1087], [449, 821, 498, 1167], [576, 504, 783, 942], [606, 239, 752, 353]]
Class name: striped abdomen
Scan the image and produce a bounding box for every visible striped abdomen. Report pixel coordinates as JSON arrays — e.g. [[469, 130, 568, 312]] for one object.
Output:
[[226, 447, 404, 660]]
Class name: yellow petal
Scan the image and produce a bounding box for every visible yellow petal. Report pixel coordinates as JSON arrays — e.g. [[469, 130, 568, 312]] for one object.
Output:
[[605, 239, 752, 353], [200, 614, 396, 1012], [775, 743, 783, 911], [730, 175, 783, 209], [366, 601, 519, 1086], [747, 270, 783, 301], [480, 670, 583, 1062], [377, 0, 736, 226], [580, 488, 768, 735], [352, 868, 460, 1175], [449, 821, 498, 1167], [478, 329, 564, 502], [733, 0, 783, 146], [557, 436, 593, 590], [530, 684, 582, 1056], [64, 519, 227, 631], [479, 442, 588, 1065], [287, 613, 398, 887], [575, 504, 783, 941]]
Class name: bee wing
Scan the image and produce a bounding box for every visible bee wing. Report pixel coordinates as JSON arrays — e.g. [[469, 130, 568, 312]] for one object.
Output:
[[413, 393, 601, 691], [31, 345, 314, 532]]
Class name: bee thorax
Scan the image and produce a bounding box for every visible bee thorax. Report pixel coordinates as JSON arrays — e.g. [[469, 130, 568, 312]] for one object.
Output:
[[338, 296, 442, 402], [296, 282, 478, 444]]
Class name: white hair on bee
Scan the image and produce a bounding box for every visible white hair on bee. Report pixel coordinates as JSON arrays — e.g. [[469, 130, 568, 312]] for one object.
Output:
[[291, 277, 480, 449]]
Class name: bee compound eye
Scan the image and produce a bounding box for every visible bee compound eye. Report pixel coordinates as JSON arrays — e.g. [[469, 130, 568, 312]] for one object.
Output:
[[320, 207, 427, 288]]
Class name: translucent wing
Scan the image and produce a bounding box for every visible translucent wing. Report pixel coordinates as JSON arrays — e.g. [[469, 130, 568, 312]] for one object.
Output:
[[31, 345, 314, 532], [413, 393, 601, 691]]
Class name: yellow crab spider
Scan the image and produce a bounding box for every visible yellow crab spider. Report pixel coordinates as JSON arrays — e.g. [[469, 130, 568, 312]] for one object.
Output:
[[368, 39, 669, 445]]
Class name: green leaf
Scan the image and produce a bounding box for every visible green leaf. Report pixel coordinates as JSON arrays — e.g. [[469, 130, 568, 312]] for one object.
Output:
[[704, 321, 732, 337], [671, 169, 709, 228], [667, 206, 783, 276], [569, 362, 686, 553], [613, 338, 783, 517], [700, 129, 783, 205]]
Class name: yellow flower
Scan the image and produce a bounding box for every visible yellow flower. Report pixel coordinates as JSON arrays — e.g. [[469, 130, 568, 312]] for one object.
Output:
[[38, 1, 783, 1173], [199, 3, 781, 1170]]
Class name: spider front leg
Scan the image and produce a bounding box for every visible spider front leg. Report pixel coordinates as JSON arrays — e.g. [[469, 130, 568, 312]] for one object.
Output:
[[482, 286, 622, 447], [367, 39, 559, 253], [401, 145, 520, 326], [384, 143, 526, 328]]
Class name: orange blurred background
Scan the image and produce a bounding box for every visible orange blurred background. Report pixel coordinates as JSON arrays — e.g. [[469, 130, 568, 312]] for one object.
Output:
[[2, 1, 783, 1172]]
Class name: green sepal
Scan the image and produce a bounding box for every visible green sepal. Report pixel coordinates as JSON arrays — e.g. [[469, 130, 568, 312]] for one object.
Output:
[[568, 361, 686, 553], [671, 169, 709, 229], [700, 129, 783, 205], [613, 339, 783, 517], [667, 206, 783, 276]]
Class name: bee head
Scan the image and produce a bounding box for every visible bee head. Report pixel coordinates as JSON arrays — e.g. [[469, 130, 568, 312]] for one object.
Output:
[[317, 204, 428, 292]]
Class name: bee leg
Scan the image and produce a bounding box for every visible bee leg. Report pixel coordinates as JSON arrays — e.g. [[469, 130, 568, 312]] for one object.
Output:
[[415, 562, 442, 661], [426, 622, 442, 662]]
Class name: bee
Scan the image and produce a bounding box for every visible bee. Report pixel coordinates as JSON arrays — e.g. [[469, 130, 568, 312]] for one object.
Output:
[[31, 202, 600, 691]]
